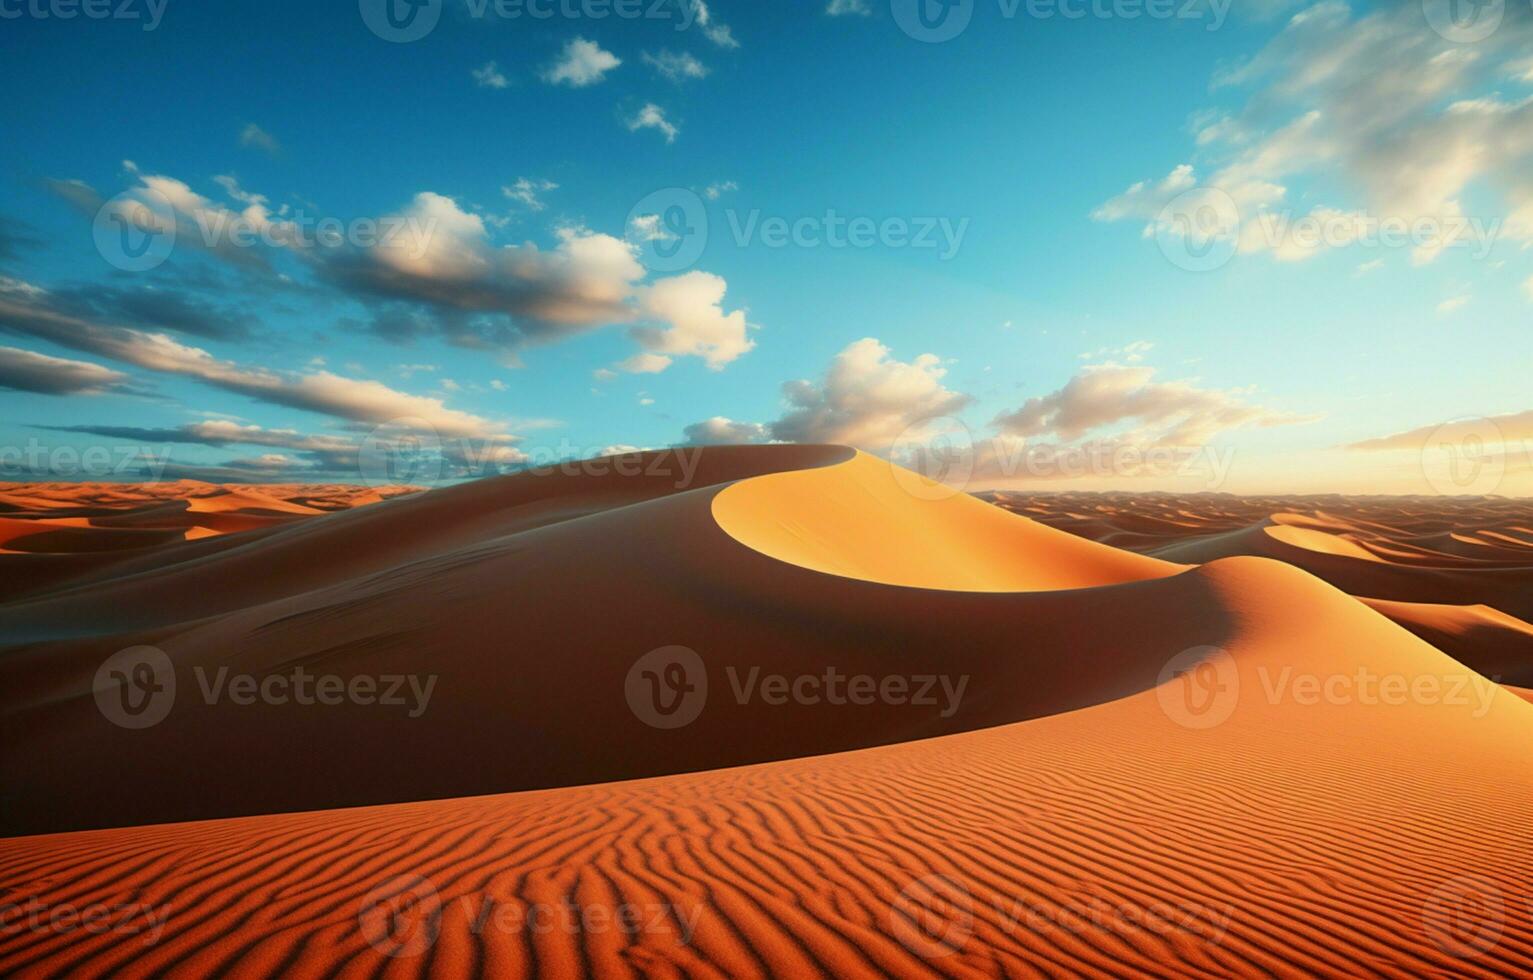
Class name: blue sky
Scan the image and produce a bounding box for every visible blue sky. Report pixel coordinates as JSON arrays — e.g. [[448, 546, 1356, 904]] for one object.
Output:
[[1, 0, 1530, 493]]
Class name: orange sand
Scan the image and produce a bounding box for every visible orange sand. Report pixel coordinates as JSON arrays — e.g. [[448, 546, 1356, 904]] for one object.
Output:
[[1, 451, 1529, 977]]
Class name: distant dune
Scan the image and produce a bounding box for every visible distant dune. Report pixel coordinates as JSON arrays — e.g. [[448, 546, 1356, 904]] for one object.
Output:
[[2, 451, 1529, 977], [984, 490, 1533, 687]]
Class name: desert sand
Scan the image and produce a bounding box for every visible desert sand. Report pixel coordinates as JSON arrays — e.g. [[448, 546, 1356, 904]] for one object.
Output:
[[1, 449, 1529, 977], [982, 490, 1533, 688]]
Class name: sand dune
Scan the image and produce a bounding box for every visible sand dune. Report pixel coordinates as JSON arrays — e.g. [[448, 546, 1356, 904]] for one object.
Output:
[[2, 451, 1529, 976], [713, 451, 1180, 590], [983, 491, 1533, 688], [1, 554, 1529, 977], [0, 480, 418, 603], [3, 448, 1234, 833]]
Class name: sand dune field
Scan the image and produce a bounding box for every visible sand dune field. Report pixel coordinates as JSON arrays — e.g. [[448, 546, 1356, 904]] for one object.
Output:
[[1, 450, 1529, 977]]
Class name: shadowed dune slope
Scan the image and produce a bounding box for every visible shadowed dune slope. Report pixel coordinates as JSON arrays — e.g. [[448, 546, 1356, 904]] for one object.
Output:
[[4, 447, 1241, 834], [0, 558, 1529, 978]]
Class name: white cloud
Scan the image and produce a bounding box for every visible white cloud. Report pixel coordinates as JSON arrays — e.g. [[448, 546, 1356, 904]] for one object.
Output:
[[626, 103, 678, 143], [692, 2, 740, 48], [992, 363, 1313, 448], [1348, 409, 1533, 452], [542, 38, 621, 87], [1437, 294, 1469, 315], [626, 212, 670, 242], [826, 0, 871, 14], [1354, 258, 1385, 277], [705, 25, 738, 48], [503, 177, 558, 211], [643, 50, 708, 82], [331, 193, 646, 341], [771, 338, 970, 447], [682, 339, 969, 450], [1094, 5, 1533, 266], [0, 289, 508, 439], [704, 180, 737, 200], [617, 352, 672, 374], [681, 416, 770, 445], [238, 123, 279, 155], [81, 170, 759, 372], [1091, 164, 1198, 223], [629, 271, 754, 371], [1079, 340, 1153, 364], [472, 61, 509, 89]]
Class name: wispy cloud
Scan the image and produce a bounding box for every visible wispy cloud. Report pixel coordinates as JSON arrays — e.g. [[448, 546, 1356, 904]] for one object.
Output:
[[626, 103, 678, 143], [472, 61, 509, 89], [643, 49, 708, 82], [238, 122, 280, 156]]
